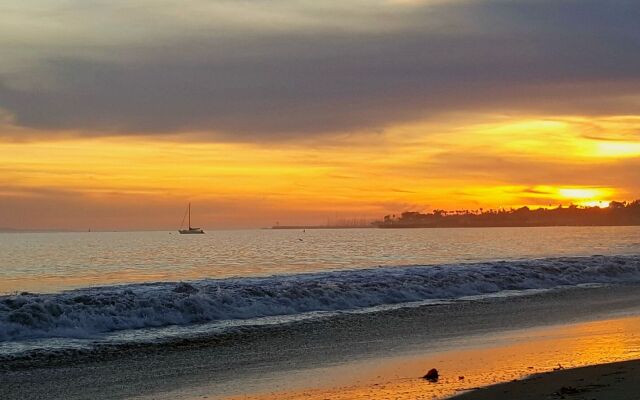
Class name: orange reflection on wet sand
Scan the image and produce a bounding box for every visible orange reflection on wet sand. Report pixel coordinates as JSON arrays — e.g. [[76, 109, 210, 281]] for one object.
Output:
[[223, 315, 640, 400]]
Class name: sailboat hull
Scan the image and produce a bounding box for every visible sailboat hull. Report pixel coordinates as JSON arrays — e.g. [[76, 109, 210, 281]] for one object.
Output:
[[179, 228, 204, 234], [179, 203, 205, 234]]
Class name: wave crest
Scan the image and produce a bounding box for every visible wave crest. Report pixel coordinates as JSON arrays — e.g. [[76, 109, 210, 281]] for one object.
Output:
[[2, 255, 639, 341]]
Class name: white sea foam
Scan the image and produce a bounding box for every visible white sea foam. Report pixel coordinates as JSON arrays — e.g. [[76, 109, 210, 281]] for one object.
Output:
[[1, 255, 639, 341]]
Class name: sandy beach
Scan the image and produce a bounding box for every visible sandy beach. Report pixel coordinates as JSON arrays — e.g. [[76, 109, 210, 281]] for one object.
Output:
[[214, 312, 640, 400], [453, 359, 640, 400]]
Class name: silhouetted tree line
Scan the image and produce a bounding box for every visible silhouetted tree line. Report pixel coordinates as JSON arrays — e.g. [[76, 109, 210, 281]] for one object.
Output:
[[375, 200, 640, 228]]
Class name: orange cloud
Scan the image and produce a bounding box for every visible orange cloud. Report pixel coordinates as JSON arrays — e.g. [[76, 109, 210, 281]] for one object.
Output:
[[1, 113, 638, 229]]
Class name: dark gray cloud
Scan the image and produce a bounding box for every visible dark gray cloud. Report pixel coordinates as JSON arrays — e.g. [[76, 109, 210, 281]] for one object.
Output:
[[1, 0, 639, 140]]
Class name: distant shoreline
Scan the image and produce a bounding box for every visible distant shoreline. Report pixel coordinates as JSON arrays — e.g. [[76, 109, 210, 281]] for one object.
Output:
[[375, 201, 640, 229], [271, 222, 640, 229], [0, 228, 75, 233], [377, 222, 640, 228], [271, 225, 372, 229], [3, 223, 640, 233]]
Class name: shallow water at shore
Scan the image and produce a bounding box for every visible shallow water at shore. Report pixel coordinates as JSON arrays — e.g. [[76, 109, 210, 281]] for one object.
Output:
[[2, 255, 639, 357]]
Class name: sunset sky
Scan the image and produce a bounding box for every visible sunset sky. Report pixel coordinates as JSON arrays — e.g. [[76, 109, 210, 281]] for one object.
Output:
[[1, 0, 639, 230]]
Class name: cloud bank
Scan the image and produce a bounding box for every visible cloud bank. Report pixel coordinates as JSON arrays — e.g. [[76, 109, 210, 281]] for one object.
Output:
[[0, 0, 639, 141]]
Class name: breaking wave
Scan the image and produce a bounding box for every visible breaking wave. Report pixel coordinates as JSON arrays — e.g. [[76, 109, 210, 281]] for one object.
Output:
[[2, 255, 640, 342]]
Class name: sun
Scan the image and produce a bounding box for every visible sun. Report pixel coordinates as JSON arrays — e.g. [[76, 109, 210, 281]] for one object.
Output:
[[558, 188, 602, 200], [557, 188, 612, 207]]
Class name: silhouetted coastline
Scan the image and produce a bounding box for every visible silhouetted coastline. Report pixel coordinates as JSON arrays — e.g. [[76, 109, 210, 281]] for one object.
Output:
[[375, 200, 640, 228], [271, 225, 371, 230]]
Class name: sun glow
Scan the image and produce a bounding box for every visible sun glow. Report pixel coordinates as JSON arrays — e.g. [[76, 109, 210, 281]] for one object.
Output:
[[557, 187, 613, 207], [558, 188, 603, 200], [578, 200, 611, 208], [595, 142, 640, 158]]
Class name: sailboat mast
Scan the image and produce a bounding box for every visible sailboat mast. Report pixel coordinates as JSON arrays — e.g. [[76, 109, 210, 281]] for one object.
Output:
[[178, 202, 203, 234]]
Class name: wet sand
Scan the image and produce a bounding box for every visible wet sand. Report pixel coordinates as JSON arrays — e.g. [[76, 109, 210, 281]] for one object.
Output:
[[221, 314, 640, 400]]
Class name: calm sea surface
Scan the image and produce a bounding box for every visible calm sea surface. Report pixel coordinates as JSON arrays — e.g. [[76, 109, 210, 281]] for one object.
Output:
[[1, 226, 639, 294]]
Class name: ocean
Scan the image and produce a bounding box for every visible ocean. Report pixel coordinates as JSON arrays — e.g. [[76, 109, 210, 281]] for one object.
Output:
[[1, 226, 640, 398], [3, 226, 639, 294]]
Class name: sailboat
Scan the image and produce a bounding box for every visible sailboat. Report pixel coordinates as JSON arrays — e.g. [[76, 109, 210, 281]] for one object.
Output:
[[179, 203, 205, 234]]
